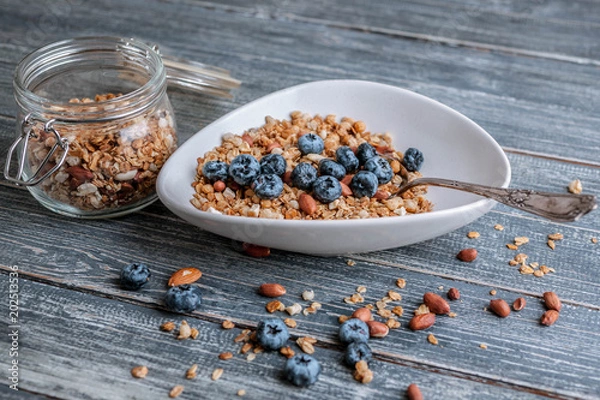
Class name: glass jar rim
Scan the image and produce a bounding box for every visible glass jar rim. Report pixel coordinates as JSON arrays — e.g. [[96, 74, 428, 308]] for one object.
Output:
[[13, 36, 166, 122]]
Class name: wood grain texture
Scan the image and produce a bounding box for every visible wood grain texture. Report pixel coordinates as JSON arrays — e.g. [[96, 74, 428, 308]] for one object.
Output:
[[0, 0, 599, 163], [1, 151, 599, 398], [189, 0, 600, 61], [13, 279, 547, 400]]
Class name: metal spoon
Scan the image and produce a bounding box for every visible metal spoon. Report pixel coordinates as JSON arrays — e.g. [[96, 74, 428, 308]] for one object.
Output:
[[391, 177, 597, 222]]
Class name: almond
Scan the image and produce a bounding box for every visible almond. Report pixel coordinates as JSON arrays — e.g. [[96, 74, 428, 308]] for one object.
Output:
[[423, 292, 450, 315], [266, 142, 282, 152], [282, 171, 293, 185], [65, 166, 94, 181], [351, 307, 372, 322], [408, 313, 436, 331], [374, 190, 390, 200], [258, 283, 286, 298], [512, 297, 526, 311], [540, 310, 559, 326], [543, 291, 561, 312], [341, 174, 354, 185], [242, 243, 271, 258], [366, 320, 389, 338], [407, 383, 423, 400], [299, 193, 317, 216], [489, 299, 511, 318], [168, 267, 202, 287], [457, 248, 478, 262], [340, 182, 353, 196], [447, 288, 460, 301], [241, 133, 253, 146], [213, 180, 226, 192]]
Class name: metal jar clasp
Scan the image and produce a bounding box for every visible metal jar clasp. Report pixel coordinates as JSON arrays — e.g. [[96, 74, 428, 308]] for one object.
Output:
[[3, 113, 69, 186]]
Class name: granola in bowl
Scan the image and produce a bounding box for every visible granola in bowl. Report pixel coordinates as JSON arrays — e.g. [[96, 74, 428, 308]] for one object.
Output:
[[191, 112, 431, 220]]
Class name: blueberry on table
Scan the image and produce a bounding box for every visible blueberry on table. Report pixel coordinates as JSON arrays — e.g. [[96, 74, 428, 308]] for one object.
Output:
[[260, 154, 287, 176], [364, 156, 393, 184], [229, 154, 260, 186], [252, 174, 284, 200], [291, 162, 318, 190], [285, 354, 322, 387], [312, 175, 342, 204], [298, 133, 324, 155], [339, 318, 370, 344], [356, 142, 377, 165], [120, 262, 151, 290], [256, 318, 290, 350], [402, 147, 424, 172], [345, 341, 372, 366], [335, 146, 359, 173], [202, 160, 229, 182], [164, 285, 203, 313], [318, 159, 346, 180], [349, 171, 379, 198]]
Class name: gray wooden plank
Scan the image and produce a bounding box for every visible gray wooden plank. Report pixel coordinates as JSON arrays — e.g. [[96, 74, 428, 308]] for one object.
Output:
[[0, 0, 599, 163], [1, 153, 599, 397], [193, 0, 600, 62], [11, 278, 546, 400], [0, 386, 48, 400]]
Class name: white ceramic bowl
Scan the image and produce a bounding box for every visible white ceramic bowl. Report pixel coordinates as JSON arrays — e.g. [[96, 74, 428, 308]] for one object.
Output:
[[157, 80, 510, 256]]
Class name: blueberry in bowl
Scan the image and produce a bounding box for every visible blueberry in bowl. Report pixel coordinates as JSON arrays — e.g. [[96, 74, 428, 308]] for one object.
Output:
[[335, 146, 359, 173], [349, 171, 379, 198], [298, 133, 324, 155], [229, 154, 260, 186], [260, 154, 287, 176], [252, 174, 284, 200], [291, 162, 318, 190], [318, 159, 346, 181], [202, 160, 229, 182], [364, 156, 393, 184], [312, 176, 342, 204]]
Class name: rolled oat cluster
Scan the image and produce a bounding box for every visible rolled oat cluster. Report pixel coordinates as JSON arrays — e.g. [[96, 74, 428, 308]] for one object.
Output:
[[192, 112, 431, 220]]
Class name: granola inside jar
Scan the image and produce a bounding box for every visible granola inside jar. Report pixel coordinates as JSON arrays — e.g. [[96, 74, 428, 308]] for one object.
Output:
[[8, 37, 177, 218]]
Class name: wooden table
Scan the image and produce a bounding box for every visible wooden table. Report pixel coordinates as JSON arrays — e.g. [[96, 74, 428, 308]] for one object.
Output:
[[1, 1, 599, 399]]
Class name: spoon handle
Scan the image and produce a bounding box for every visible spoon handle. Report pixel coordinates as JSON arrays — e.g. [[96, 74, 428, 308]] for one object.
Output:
[[396, 178, 597, 222]]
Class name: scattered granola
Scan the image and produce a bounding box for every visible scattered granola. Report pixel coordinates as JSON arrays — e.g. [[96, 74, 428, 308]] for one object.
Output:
[[480, 344, 488, 350], [489, 289, 497, 296], [467, 231, 480, 239], [246, 353, 256, 362], [386, 318, 401, 329], [169, 385, 184, 398], [283, 318, 297, 328], [353, 360, 374, 384], [219, 352, 233, 360], [222, 320, 235, 330], [211, 368, 224, 381], [186, 364, 198, 379], [285, 303, 302, 316], [160, 321, 176, 332], [568, 179, 582, 194], [131, 365, 148, 379], [297, 337, 317, 354], [266, 300, 285, 313], [234, 329, 251, 343], [240, 343, 253, 354], [427, 334, 438, 345], [280, 346, 295, 358], [396, 278, 407, 289], [177, 321, 192, 340], [191, 113, 431, 220], [190, 328, 199, 340], [302, 289, 315, 301], [237, 389, 246, 396], [547, 239, 556, 250], [356, 286, 367, 294], [592, 237, 598, 244], [346, 260, 356, 266]]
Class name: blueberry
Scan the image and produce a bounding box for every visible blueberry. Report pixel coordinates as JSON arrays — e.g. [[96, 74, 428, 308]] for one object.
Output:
[[202, 160, 229, 182], [285, 354, 322, 387], [164, 285, 203, 313], [120, 262, 151, 290], [298, 133, 324, 155], [339, 318, 370, 344], [356, 142, 377, 165], [229, 154, 260, 186], [260, 154, 287, 176], [318, 159, 346, 180], [256, 318, 290, 351], [335, 146, 359, 173], [403, 147, 424, 172], [312, 176, 342, 204], [252, 174, 284, 200], [291, 162, 318, 190], [364, 156, 393, 184], [345, 342, 373, 366], [349, 171, 379, 198]]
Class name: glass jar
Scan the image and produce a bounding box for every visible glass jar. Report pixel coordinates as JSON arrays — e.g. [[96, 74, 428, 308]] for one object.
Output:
[[7, 37, 178, 218]]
